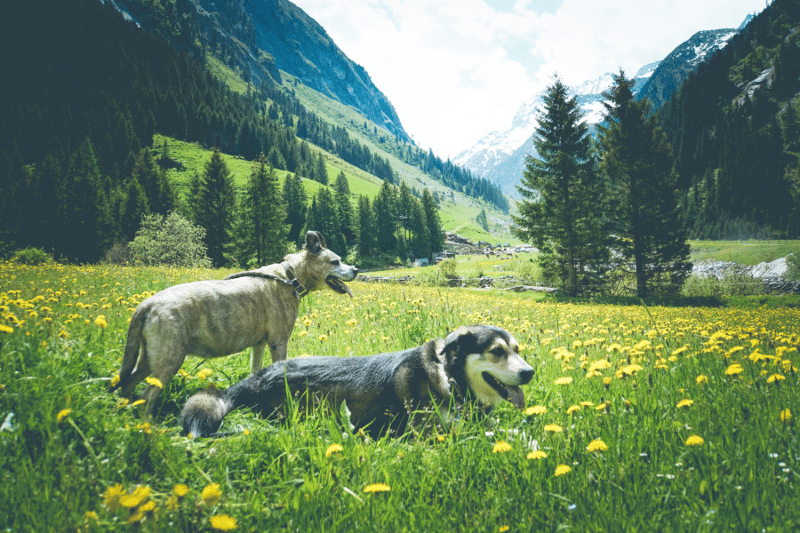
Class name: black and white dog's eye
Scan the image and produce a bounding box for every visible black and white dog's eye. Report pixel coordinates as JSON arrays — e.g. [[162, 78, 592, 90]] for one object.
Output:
[[490, 347, 505, 357], [331, 259, 340, 266]]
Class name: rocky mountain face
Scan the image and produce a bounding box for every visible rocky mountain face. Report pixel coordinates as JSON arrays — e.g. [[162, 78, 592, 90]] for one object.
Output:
[[108, 0, 411, 143], [245, 0, 411, 143], [455, 28, 739, 194]]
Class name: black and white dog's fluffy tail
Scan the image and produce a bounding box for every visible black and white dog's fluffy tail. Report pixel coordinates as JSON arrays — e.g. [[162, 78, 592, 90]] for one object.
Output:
[[181, 387, 235, 437]]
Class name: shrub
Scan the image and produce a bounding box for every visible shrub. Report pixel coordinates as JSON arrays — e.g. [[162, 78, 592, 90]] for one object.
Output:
[[12, 247, 53, 265], [128, 212, 211, 267], [787, 253, 800, 281], [438, 258, 458, 279]]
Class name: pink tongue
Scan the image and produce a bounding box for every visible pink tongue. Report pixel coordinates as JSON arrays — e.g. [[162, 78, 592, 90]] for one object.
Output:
[[506, 386, 525, 409]]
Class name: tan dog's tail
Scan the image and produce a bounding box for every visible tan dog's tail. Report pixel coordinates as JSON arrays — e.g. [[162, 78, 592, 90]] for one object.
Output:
[[111, 307, 147, 394], [181, 386, 233, 437]]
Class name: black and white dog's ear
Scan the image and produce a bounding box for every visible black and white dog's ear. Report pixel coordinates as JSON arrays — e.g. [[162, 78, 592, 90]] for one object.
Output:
[[304, 231, 327, 254], [442, 326, 478, 358]]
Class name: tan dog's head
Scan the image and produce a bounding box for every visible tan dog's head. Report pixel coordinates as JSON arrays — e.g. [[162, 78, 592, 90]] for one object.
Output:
[[289, 231, 358, 296], [443, 325, 534, 408]]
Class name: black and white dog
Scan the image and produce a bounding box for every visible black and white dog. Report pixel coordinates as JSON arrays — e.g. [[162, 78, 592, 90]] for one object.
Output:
[[181, 325, 534, 438]]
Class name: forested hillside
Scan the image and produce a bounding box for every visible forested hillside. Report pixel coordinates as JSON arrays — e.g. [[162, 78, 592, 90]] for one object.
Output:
[[0, 0, 505, 263], [658, 0, 800, 239]]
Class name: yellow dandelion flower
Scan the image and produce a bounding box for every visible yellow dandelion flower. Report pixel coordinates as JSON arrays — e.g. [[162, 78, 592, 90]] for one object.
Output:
[[94, 315, 108, 329], [210, 514, 238, 531], [493, 441, 512, 453], [566, 405, 580, 415], [325, 443, 344, 458], [685, 435, 705, 447], [363, 483, 391, 493], [196, 368, 213, 380], [173, 484, 190, 498], [499, 526, 510, 532], [84, 510, 99, 522], [676, 399, 694, 409], [554, 376, 573, 386], [139, 500, 156, 513], [145, 377, 164, 389], [166, 494, 179, 511], [131, 399, 146, 408], [127, 509, 146, 524], [586, 439, 609, 453], [780, 408, 792, 422], [725, 364, 744, 376], [110, 374, 120, 388], [202, 483, 222, 506], [554, 464, 572, 476], [544, 424, 563, 433], [696, 374, 708, 385], [103, 484, 125, 511], [56, 408, 72, 424], [0, 324, 13, 334], [525, 405, 547, 416], [767, 374, 786, 384], [346, 318, 358, 327], [120, 486, 150, 508], [527, 450, 547, 460]]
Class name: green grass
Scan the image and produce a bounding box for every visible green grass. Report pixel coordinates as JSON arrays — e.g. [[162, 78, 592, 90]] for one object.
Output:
[[1, 261, 799, 531], [690, 240, 800, 265]]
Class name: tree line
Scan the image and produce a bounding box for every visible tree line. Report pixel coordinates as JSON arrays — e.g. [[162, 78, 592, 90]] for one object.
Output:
[[656, 0, 800, 239], [0, 0, 502, 263], [181, 149, 444, 268], [514, 73, 690, 297]]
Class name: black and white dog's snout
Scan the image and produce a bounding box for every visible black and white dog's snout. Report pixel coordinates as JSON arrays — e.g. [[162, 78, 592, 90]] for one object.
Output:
[[519, 367, 534, 384]]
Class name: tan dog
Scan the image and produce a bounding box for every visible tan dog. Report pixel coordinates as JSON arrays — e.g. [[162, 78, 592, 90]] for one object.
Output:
[[111, 231, 358, 414]]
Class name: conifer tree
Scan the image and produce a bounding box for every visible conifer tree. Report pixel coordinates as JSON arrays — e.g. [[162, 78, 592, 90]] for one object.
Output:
[[131, 147, 174, 216], [598, 71, 691, 297], [373, 179, 397, 254], [333, 171, 355, 244], [193, 149, 236, 267], [421, 188, 444, 254], [283, 173, 307, 246], [357, 194, 377, 257], [234, 153, 287, 267], [512, 77, 609, 296]]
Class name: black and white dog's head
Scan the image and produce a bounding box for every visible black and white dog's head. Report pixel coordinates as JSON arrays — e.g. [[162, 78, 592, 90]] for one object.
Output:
[[442, 325, 534, 409]]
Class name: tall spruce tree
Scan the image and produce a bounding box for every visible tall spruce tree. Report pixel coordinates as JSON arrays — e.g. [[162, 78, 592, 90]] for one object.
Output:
[[357, 194, 377, 257], [598, 71, 691, 297], [234, 153, 287, 267], [282, 173, 307, 246], [373, 179, 398, 254], [192, 149, 236, 267], [333, 171, 355, 245], [512, 77, 609, 296], [421, 188, 444, 255]]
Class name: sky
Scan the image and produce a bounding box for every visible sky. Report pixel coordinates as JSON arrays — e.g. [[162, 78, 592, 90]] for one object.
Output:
[[291, 0, 769, 159]]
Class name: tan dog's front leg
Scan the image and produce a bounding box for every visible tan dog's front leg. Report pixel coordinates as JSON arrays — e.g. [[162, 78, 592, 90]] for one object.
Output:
[[267, 341, 288, 364], [250, 342, 267, 373]]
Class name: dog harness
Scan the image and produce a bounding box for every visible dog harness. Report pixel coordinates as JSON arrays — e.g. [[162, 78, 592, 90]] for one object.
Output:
[[223, 262, 308, 299]]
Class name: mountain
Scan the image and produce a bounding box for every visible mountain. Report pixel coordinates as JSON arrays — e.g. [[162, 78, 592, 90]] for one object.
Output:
[[109, 0, 411, 143], [455, 28, 738, 194], [657, 0, 800, 238]]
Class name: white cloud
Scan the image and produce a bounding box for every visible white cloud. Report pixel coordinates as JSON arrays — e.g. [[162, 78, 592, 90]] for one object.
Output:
[[292, 0, 766, 159]]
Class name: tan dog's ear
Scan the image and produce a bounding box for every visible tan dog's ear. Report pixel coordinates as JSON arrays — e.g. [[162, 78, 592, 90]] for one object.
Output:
[[304, 231, 327, 254]]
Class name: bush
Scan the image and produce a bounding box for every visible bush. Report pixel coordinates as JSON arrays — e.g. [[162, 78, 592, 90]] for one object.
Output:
[[438, 258, 458, 279], [103, 241, 132, 265], [787, 253, 800, 281], [128, 212, 211, 267], [11, 247, 53, 265]]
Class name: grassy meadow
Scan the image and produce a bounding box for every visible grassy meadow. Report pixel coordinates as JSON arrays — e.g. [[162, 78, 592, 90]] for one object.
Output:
[[1, 260, 799, 531]]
